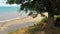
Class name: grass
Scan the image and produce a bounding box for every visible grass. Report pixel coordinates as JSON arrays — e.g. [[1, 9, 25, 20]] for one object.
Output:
[[8, 17, 60, 34], [8, 28, 29, 34], [7, 17, 47, 34], [55, 27, 60, 34]]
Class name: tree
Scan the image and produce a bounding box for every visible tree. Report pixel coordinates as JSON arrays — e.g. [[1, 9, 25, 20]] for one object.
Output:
[[6, 0, 60, 34]]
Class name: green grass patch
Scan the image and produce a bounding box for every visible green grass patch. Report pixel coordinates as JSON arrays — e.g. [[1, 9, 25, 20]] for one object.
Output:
[[8, 16, 60, 34]]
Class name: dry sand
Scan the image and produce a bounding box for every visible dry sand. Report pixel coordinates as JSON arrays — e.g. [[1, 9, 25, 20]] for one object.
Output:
[[0, 12, 48, 31]]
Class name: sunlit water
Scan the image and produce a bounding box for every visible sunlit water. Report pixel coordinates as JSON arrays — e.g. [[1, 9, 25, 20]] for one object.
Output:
[[0, 6, 28, 21]]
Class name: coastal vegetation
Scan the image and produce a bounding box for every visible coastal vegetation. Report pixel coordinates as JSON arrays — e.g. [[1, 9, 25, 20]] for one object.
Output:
[[8, 17, 60, 34], [7, 0, 60, 34], [8, 17, 48, 34]]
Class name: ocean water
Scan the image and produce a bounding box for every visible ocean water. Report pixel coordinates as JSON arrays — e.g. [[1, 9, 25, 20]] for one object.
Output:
[[0, 7, 19, 13], [0, 6, 29, 22], [0, 6, 20, 21]]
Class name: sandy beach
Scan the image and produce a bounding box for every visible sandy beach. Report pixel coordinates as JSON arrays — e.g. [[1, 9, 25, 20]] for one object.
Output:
[[0, 15, 41, 31], [0, 12, 48, 34], [0, 12, 48, 31]]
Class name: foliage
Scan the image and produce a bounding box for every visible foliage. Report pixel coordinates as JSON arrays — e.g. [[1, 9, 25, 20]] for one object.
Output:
[[28, 17, 48, 34], [7, 0, 60, 34], [8, 17, 60, 34], [54, 17, 60, 27], [7, 17, 47, 34], [7, 0, 60, 15]]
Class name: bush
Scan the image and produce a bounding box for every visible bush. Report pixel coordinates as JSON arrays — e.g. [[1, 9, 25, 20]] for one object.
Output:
[[28, 17, 48, 34], [54, 17, 60, 27]]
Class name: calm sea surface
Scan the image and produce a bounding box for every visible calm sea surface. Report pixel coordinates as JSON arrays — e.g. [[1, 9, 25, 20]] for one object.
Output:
[[0, 6, 20, 21]]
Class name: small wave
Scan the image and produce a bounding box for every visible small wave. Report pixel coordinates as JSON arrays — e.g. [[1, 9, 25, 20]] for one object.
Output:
[[0, 17, 20, 23], [0, 16, 28, 23]]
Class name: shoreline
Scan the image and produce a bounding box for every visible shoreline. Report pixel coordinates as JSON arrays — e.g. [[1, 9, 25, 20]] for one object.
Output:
[[0, 17, 20, 22], [0, 14, 47, 34], [0, 16, 34, 31], [0, 16, 27, 23], [0, 12, 48, 23], [0, 13, 47, 31]]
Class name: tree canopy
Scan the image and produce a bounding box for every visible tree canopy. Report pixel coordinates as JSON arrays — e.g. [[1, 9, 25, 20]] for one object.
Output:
[[7, 0, 60, 34], [7, 0, 60, 15]]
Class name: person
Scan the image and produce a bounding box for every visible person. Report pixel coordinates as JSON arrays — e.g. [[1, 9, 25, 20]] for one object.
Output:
[[42, 20, 48, 30], [39, 20, 48, 34], [42, 21, 48, 27]]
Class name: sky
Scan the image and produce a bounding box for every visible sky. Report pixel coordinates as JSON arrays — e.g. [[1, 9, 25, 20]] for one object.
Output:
[[0, 0, 19, 7]]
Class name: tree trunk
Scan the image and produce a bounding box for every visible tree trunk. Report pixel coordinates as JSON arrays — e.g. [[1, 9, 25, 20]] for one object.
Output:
[[44, 12, 55, 34]]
